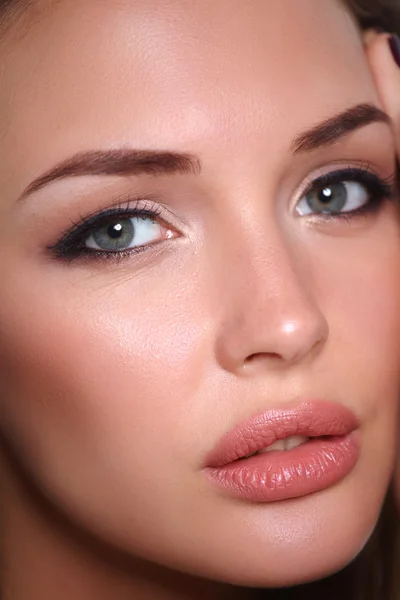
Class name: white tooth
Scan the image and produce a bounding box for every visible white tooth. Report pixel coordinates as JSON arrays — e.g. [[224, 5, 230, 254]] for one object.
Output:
[[257, 436, 309, 454], [284, 435, 309, 451], [262, 439, 286, 452]]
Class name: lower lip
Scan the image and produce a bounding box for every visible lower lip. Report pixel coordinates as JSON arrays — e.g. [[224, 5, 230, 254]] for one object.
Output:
[[205, 434, 359, 503]]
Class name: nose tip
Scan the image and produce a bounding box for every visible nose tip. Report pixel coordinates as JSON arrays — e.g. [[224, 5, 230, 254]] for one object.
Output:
[[216, 291, 329, 376], [244, 314, 328, 370], [278, 315, 327, 363], [213, 224, 330, 376]]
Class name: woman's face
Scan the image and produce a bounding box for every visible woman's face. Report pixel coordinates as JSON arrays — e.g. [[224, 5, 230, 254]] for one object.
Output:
[[1, 0, 400, 588]]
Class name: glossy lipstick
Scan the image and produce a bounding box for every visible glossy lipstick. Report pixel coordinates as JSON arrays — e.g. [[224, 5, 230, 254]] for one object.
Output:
[[204, 401, 359, 502]]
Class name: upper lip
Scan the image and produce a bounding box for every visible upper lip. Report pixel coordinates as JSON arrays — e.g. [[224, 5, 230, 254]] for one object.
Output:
[[204, 400, 359, 468]]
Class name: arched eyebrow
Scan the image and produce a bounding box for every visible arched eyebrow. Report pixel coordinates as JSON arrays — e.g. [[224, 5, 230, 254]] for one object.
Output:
[[18, 149, 201, 202], [18, 103, 390, 203], [292, 103, 390, 154]]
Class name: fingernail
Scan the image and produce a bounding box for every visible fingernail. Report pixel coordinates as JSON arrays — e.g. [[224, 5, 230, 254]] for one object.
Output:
[[389, 35, 400, 68]]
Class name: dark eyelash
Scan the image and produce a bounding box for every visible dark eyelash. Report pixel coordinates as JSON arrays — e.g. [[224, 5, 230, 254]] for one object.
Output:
[[49, 167, 396, 263], [48, 200, 163, 260], [303, 167, 396, 219]]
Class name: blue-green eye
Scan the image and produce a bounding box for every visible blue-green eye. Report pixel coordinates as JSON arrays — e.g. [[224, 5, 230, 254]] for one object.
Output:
[[49, 203, 178, 260], [296, 181, 369, 216], [295, 168, 394, 218], [86, 216, 162, 252]]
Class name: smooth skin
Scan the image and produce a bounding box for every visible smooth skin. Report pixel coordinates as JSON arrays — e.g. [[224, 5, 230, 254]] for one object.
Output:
[[1, 2, 400, 599], [365, 31, 400, 509]]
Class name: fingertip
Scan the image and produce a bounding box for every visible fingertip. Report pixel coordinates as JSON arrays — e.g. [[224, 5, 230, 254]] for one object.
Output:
[[364, 31, 400, 100], [367, 32, 400, 72], [363, 28, 385, 47], [388, 35, 400, 69]]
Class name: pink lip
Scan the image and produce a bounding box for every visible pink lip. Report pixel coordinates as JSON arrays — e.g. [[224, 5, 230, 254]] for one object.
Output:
[[204, 400, 360, 503]]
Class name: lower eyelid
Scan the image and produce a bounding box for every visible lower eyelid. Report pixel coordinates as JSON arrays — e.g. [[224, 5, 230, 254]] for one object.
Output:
[[50, 216, 180, 261], [72, 237, 175, 265], [49, 170, 393, 259], [294, 168, 394, 215]]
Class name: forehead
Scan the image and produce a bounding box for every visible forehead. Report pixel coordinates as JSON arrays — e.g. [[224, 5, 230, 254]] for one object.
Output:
[[0, 0, 377, 193]]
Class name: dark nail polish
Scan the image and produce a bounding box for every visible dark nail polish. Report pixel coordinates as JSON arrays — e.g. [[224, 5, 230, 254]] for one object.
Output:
[[389, 35, 400, 68]]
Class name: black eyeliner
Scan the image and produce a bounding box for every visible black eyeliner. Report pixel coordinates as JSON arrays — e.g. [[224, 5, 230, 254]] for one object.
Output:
[[302, 167, 395, 219], [49, 204, 162, 259], [49, 167, 396, 262]]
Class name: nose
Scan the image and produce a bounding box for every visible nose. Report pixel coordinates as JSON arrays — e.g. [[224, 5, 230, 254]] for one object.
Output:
[[215, 235, 328, 376]]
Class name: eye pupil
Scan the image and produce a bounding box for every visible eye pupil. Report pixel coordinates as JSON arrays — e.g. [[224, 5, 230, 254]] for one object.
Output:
[[92, 218, 135, 250], [319, 187, 333, 203], [307, 182, 347, 213], [108, 223, 124, 239]]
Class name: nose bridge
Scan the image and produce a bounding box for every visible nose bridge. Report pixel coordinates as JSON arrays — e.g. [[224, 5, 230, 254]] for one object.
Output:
[[215, 224, 328, 372]]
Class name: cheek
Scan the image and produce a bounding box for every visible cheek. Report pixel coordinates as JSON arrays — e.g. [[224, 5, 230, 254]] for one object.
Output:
[[310, 221, 400, 479], [324, 242, 400, 395], [304, 208, 400, 382], [0, 256, 213, 502]]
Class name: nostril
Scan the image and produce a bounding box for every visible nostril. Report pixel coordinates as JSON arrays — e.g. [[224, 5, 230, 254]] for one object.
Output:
[[245, 352, 281, 363]]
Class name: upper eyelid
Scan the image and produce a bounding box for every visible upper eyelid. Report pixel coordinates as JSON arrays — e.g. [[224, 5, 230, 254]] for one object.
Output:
[[50, 164, 395, 245], [49, 206, 167, 255], [286, 165, 396, 218], [296, 166, 395, 198], [75, 206, 161, 231], [55, 200, 164, 240], [303, 167, 371, 192]]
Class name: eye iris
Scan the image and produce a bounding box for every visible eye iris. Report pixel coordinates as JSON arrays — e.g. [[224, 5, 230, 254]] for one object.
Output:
[[307, 183, 347, 213], [93, 218, 134, 250]]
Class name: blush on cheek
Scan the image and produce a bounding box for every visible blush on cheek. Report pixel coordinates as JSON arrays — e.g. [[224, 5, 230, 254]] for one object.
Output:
[[0, 267, 206, 480]]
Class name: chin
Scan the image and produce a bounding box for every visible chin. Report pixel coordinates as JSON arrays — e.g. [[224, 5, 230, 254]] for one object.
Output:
[[165, 480, 383, 589], [207, 542, 367, 589]]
